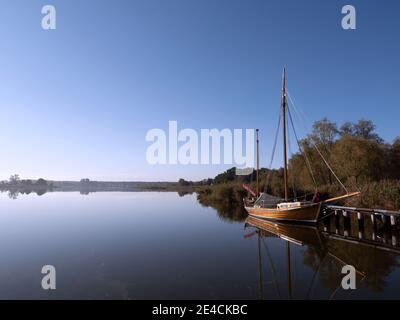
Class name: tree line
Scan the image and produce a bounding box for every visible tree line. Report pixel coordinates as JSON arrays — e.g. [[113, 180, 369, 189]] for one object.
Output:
[[195, 118, 400, 210]]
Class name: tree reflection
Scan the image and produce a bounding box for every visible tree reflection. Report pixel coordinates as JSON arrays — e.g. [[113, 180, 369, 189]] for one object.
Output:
[[5, 189, 49, 199], [8, 190, 19, 199], [302, 231, 400, 294], [197, 196, 247, 222], [247, 216, 400, 298]]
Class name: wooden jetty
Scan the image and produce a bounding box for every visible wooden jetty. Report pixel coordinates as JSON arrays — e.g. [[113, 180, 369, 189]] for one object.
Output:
[[319, 205, 400, 253], [247, 204, 400, 256], [323, 205, 400, 228]]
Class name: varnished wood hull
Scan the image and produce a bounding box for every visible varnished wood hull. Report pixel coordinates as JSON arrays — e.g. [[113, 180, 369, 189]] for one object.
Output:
[[245, 192, 360, 223], [245, 203, 322, 223]]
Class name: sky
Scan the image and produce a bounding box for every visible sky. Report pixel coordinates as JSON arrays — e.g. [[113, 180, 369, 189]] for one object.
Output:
[[0, 0, 399, 181]]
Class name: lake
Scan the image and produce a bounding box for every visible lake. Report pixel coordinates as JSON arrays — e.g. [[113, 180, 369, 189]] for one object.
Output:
[[0, 191, 399, 299]]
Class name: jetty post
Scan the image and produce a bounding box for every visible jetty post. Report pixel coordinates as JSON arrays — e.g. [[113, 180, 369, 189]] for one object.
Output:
[[343, 210, 351, 237], [371, 213, 377, 241], [357, 211, 364, 239], [391, 215, 396, 227]]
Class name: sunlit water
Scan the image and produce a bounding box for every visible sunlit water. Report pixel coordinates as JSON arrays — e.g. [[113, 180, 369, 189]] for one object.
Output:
[[0, 191, 399, 299]]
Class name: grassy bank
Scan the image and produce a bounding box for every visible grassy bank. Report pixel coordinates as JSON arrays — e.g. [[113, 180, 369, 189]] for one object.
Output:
[[195, 179, 400, 212]]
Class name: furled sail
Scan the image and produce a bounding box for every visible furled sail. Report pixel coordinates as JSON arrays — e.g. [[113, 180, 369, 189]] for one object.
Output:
[[254, 193, 283, 208]]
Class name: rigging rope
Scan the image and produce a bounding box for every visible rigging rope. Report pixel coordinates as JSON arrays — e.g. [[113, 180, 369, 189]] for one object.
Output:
[[287, 91, 333, 156], [286, 112, 297, 199], [286, 105, 318, 190], [286, 90, 348, 194], [286, 91, 308, 130], [264, 108, 282, 192], [261, 236, 282, 299], [313, 142, 348, 193]]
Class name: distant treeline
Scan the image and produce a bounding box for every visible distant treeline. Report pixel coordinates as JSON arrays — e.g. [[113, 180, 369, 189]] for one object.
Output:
[[0, 174, 53, 199], [0, 174, 53, 189], [194, 118, 400, 210], [0, 175, 201, 198]]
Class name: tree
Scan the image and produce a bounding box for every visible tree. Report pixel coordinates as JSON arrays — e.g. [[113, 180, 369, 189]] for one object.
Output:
[[331, 136, 385, 183], [36, 178, 47, 186], [289, 153, 316, 192], [9, 174, 20, 185], [310, 117, 338, 146], [339, 119, 383, 143], [298, 136, 334, 186], [339, 121, 354, 136], [353, 119, 383, 143], [178, 178, 191, 186], [214, 167, 236, 184], [389, 138, 400, 179]]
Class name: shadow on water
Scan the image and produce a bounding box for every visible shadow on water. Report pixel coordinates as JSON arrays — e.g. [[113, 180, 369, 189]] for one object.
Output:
[[245, 213, 400, 299]]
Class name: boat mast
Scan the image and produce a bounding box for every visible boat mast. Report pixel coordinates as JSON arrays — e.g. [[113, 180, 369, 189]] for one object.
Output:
[[287, 242, 292, 299], [257, 231, 263, 299], [282, 68, 289, 201], [256, 128, 259, 197]]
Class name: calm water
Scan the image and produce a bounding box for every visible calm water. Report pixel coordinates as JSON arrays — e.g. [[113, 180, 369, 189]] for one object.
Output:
[[0, 191, 400, 299]]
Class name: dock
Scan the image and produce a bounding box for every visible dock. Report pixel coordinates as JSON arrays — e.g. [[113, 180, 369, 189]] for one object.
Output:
[[320, 205, 400, 252], [323, 205, 400, 228]]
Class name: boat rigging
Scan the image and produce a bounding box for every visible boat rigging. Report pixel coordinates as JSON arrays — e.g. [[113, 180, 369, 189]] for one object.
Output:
[[244, 68, 360, 223]]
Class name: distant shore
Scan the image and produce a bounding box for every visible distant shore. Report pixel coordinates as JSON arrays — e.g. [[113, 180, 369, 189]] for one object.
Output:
[[0, 178, 200, 196]]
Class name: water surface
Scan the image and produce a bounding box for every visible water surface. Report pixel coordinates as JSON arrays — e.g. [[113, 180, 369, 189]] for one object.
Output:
[[0, 191, 399, 299]]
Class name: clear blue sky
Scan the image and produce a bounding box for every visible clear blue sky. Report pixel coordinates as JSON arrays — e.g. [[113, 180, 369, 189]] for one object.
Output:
[[0, 0, 399, 181]]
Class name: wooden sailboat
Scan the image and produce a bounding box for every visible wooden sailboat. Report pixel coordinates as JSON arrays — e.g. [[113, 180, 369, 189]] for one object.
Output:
[[244, 69, 360, 223]]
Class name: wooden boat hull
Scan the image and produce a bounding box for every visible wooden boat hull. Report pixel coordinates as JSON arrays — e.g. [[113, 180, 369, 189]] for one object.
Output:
[[245, 192, 360, 223], [245, 203, 322, 223]]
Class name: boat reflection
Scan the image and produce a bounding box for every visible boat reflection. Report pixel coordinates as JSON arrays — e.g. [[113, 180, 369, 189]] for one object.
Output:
[[244, 215, 400, 299]]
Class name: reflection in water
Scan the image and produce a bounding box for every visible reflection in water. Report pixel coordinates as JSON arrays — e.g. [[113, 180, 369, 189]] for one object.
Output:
[[197, 196, 247, 223], [177, 190, 194, 197], [1, 191, 400, 299], [2, 189, 196, 199], [7, 190, 19, 199], [245, 215, 400, 299], [2, 189, 48, 199]]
